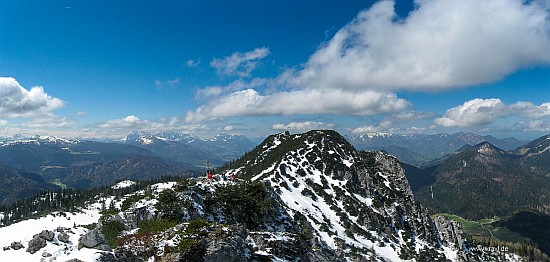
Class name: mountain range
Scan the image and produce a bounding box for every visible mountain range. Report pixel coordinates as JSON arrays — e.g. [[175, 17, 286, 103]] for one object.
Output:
[[346, 132, 526, 167], [0, 133, 256, 205], [121, 131, 256, 168], [1, 130, 529, 261], [409, 134, 550, 220]]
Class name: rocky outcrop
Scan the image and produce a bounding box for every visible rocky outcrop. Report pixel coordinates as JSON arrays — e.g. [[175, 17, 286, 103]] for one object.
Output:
[[433, 215, 465, 248], [79, 228, 112, 251], [124, 206, 154, 229], [433, 216, 471, 262], [38, 229, 54, 241], [58, 232, 70, 243], [99, 249, 144, 262], [3, 241, 24, 251], [203, 224, 249, 262], [25, 229, 56, 254], [26, 236, 47, 254]]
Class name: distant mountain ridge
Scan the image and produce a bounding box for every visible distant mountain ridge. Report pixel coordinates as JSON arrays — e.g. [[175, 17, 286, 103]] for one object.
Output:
[[0, 132, 256, 205], [0, 165, 60, 206], [121, 131, 257, 168], [347, 132, 525, 167], [409, 135, 550, 220]]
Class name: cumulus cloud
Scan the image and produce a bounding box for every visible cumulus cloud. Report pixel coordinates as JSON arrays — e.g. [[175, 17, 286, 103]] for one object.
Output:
[[434, 98, 506, 127], [0, 77, 65, 118], [195, 78, 268, 100], [509, 101, 550, 117], [187, 0, 550, 122], [100, 115, 145, 129], [272, 121, 335, 131], [210, 47, 270, 77], [290, 0, 550, 91], [516, 119, 550, 132], [434, 98, 550, 127], [351, 125, 384, 134], [185, 89, 410, 122], [99, 115, 210, 133]]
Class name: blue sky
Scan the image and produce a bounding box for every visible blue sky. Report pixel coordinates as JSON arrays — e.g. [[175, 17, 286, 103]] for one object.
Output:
[[1, 0, 550, 140]]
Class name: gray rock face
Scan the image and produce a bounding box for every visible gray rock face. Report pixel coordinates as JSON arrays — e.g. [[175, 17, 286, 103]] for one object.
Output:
[[79, 228, 112, 251], [58, 232, 70, 243], [26, 236, 47, 254], [203, 225, 249, 262], [433, 215, 465, 248], [124, 205, 154, 229], [433, 216, 470, 262], [39, 230, 55, 241]]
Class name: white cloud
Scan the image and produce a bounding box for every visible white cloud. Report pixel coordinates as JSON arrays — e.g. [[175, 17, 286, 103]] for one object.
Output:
[[21, 116, 75, 128], [100, 115, 145, 129], [0, 120, 7, 126], [186, 59, 201, 68], [99, 115, 210, 134], [185, 89, 410, 122], [223, 125, 234, 131], [393, 110, 434, 121], [434, 98, 550, 127], [434, 98, 506, 127], [187, 0, 550, 123], [289, 0, 550, 91], [0, 77, 65, 118], [272, 121, 335, 131], [351, 125, 384, 134], [196, 86, 223, 99], [210, 47, 270, 77], [516, 119, 550, 132], [509, 101, 550, 117], [154, 77, 180, 89]]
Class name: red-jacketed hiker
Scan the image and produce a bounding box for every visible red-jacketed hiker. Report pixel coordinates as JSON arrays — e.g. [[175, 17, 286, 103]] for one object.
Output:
[[207, 171, 213, 181], [230, 173, 235, 181]]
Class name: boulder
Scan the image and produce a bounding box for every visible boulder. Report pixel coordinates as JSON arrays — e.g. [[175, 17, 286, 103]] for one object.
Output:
[[39, 230, 55, 241], [79, 228, 112, 251], [10, 241, 25, 250], [124, 206, 154, 229], [26, 236, 47, 254], [58, 232, 70, 243]]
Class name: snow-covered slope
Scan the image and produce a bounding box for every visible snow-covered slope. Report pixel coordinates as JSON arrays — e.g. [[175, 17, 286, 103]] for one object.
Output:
[[0, 200, 104, 261]]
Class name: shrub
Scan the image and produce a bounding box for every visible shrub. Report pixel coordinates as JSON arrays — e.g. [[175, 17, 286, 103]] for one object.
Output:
[[155, 189, 183, 221], [175, 178, 196, 192], [176, 238, 205, 261], [138, 218, 178, 234], [121, 194, 145, 211], [101, 220, 126, 248], [185, 219, 210, 237], [205, 181, 272, 229]]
